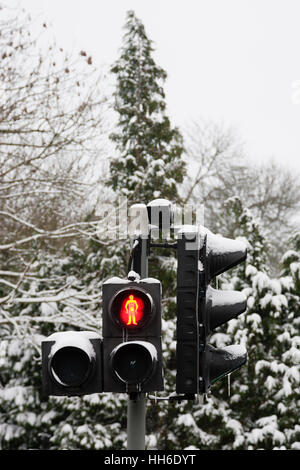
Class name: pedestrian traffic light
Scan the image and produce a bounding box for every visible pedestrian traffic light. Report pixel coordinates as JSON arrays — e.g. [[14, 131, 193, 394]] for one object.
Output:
[[102, 276, 164, 393], [41, 331, 103, 396], [176, 226, 248, 397]]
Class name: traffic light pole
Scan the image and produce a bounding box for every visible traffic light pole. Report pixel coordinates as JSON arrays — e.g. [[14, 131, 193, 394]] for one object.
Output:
[[127, 392, 147, 450], [127, 236, 148, 450]]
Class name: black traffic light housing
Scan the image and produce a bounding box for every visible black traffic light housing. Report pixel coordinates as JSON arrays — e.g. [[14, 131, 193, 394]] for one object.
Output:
[[41, 331, 102, 396], [175, 228, 200, 396], [176, 226, 248, 397], [102, 276, 164, 393], [198, 227, 247, 394]]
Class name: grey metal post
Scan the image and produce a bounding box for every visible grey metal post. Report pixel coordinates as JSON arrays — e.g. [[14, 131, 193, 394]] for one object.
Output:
[[127, 236, 148, 450], [127, 392, 147, 450]]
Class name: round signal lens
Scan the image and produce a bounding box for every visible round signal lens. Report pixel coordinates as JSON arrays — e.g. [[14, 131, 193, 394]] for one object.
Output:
[[111, 341, 156, 384], [109, 288, 154, 329], [50, 346, 92, 387]]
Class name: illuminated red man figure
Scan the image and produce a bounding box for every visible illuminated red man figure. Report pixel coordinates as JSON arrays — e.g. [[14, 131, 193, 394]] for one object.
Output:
[[125, 295, 138, 325]]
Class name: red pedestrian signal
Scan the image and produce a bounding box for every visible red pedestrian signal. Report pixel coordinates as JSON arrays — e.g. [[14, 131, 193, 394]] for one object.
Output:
[[120, 294, 144, 326], [109, 287, 153, 330]]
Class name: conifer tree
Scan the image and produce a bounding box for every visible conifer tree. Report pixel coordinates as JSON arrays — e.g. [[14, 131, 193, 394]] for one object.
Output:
[[106, 10, 186, 448], [108, 10, 185, 204]]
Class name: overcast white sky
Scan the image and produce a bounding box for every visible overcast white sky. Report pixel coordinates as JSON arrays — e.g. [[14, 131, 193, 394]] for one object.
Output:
[[22, 0, 300, 171]]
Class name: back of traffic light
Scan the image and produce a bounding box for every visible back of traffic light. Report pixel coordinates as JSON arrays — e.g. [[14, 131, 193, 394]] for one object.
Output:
[[175, 227, 200, 396], [102, 275, 164, 393], [176, 225, 248, 397]]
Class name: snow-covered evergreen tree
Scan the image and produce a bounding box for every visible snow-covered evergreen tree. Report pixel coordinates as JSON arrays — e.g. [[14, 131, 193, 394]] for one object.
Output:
[[108, 10, 185, 204]]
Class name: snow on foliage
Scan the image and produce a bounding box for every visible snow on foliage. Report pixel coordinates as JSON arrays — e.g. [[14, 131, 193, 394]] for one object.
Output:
[[0, 7, 299, 451]]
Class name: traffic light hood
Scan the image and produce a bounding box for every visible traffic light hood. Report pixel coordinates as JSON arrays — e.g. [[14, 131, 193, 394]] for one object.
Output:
[[205, 344, 247, 384], [47, 331, 99, 359], [200, 226, 247, 280], [206, 286, 247, 330]]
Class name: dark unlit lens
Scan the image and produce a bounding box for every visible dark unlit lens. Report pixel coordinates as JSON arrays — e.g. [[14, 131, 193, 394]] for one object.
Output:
[[112, 343, 153, 384], [51, 346, 91, 387]]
